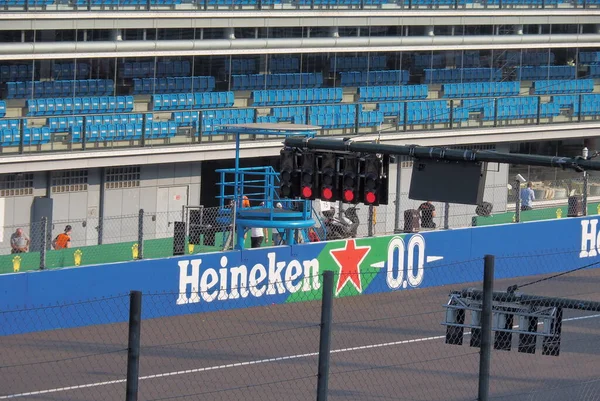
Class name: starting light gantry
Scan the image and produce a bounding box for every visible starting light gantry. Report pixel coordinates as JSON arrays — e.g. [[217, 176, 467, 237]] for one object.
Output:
[[279, 147, 391, 206]]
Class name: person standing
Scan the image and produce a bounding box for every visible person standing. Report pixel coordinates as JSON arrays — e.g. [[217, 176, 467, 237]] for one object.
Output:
[[418, 201, 437, 229], [520, 182, 535, 211], [52, 225, 72, 250], [250, 226, 268, 248], [10, 228, 30, 254]]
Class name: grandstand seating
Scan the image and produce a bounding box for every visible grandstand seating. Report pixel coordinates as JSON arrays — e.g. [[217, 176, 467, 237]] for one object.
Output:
[[269, 58, 300, 74], [132, 77, 216, 95], [358, 85, 428, 102], [225, 59, 258, 75], [339, 70, 409, 87], [562, 94, 600, 116], [52, 63, 90, 80], [1, 129, 20, 147], [579, 52, 600, 65], [70, 123, 145, 143], [515, 66, 575, 81], [0, 65, 33, 83], [172, 111, 200, 127], [308, 105, 356, 129], [251, 88, 343, 106], [414, 54, 445, 69], [481, 97, 541, 120], [85, 114, 146, 127], [296, 0, 385, 4], [231, 73, 323, 91], [119, 61, 191, 79], [531, 79, 594, 95], [442, 82, 520, 98], [0, 119, 20, 131], [152, 92, 235, 111], [47, 116, 84, 133], [454, 53, 481, 68], [358, 111, 384, 127], [589, 65, 600, 78], [505, 52, 555, 66], [23, 127, 51, 145], [330, 56, 387, 72], [26, 96, 135, 116], [424, 68, 502, 83], [7, 79, 114, 99], [201, 109, 255, 134], [0, 101, 5, 118], [270, 106, 306, 120], [461, 98, 495, 111]]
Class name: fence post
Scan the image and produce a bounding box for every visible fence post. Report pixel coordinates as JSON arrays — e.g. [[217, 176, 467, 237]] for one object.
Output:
[[443, 202, 450, 230], [583, 147, 589, 216], [515, 180, 521, 223], [393, 160, 402, 233], [478, 255, 495, 401], [137, 209, 144, 260], [316, 270, 334, 401], [126, 290, 143, 401], [368, 205, 374, 237], [39, 216, 47, 270]]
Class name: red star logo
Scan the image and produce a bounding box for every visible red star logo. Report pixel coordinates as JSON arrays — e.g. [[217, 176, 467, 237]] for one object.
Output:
[[329, 239, 371, 295]]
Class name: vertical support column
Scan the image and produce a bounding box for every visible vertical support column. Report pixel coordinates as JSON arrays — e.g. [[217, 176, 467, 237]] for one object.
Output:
[[393, 160, 402, 233], [316, 270, 334, 401], [137, 209, 144, 260], [40, 216, 47, 270], [478, 255, 495, 401], [368, 205, 374, 237], [583, 147, 589, 216], [125, 290, 143, 401], [515, 180, 521, 223], [443, 202, 450, 230], [98, 167, 105, 245]]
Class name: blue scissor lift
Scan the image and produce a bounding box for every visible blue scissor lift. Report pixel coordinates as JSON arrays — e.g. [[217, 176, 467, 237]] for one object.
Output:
[[214, 123, 324, 250]]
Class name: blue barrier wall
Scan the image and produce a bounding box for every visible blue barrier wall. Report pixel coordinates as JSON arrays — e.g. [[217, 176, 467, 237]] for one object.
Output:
[[1, 216, 599, 335]]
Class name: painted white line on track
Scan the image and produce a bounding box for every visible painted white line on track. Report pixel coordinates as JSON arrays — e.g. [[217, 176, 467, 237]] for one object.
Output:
[[1, 313, 598, 399]]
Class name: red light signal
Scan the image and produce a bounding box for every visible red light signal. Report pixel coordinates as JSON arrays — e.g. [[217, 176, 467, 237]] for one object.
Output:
[[343, 189, 355, 203], [365, 191, 376, 204], [322, 187, 333, 200], [302, 186, 313, 199]]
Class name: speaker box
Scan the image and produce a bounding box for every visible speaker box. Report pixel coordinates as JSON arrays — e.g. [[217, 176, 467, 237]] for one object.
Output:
[[410, 159, 487, 205], [173, 221, 186, 256]]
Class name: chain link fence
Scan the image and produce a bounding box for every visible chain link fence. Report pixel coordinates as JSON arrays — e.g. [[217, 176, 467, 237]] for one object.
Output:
[[0, 294, 130, 400], [2, 252, 598, 400], [1, 166, 599, 274]]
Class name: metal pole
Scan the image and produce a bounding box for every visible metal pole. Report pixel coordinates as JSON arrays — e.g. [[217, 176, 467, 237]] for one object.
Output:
[[393, 160, 402, 233], [478, 255, 495, 401], [40, 216, 47, 270], [137, 209, 144, 260], [368, 205, 374, 237], [583, 147, 589, 216], [316, 270, 334, 401], [125, 290, 143, 401], [283, 137, 600, 172], [515, 180, 521, 223], [443, 202, 450, 230], [234, 133, 242, 250]]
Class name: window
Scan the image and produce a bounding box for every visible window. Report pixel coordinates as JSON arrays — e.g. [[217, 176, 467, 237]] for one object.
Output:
[[51, 169, 88, 193], [105, 166, 141, 189], [0, 173, 34, 197]]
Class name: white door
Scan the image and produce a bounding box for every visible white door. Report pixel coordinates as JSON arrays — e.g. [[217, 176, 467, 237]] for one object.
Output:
[[156, 186, 189, 238]]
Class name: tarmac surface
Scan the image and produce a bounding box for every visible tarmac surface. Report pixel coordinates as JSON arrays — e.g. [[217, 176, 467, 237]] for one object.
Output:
[[1, 268, 599, 401]]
